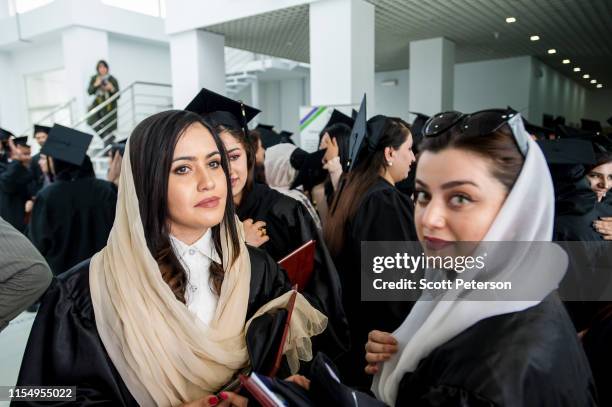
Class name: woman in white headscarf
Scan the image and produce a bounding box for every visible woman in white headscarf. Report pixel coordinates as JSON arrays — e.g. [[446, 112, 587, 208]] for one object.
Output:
[[264, 143, 322, 231], [16, 110, 326, 407], [327, 111, 597, 405]]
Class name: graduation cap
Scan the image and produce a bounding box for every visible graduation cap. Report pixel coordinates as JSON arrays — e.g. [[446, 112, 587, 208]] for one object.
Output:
[[41, 124, 93, 166], [347, 95, 368, 171], [279, 130, 295, 145], [12, 136, 30, 147], [523, 118, 554, 140], [581, 119, 602, 135], [0, 127, 14, 141], [256, 124, 282, 148], [290, 148, 327, 190], [324, 109, 354, 130], [185, 88, 260, 137], [542, 114, 555, 129], [536, 138, 596, 166], [556, 125, 596, 139], [34, 124, 52, 135]]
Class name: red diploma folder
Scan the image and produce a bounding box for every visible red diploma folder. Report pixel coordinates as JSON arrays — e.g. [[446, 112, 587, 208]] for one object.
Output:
[[278, 240, 316, 291]]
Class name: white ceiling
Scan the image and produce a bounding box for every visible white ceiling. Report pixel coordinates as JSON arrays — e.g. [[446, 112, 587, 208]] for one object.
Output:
[[205, 0, 612, 88]]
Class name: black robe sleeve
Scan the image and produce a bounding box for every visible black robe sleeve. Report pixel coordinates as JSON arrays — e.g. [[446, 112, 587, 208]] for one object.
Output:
[[13, 261, 137, 406], [0, 161, 33, 232]]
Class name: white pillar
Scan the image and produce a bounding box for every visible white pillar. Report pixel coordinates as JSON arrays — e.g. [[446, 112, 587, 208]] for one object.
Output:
[[309, 0, 374, 110], [170, 30, 225, 109], [61, 27, 109, 122], [408, 37, 455, 116]]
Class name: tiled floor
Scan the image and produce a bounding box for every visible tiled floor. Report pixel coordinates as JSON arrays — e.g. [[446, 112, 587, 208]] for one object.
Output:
[[0, 312, 36, 407]]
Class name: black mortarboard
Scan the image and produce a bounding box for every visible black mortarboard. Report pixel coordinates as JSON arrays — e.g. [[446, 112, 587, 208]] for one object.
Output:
[[256, 124, 282, 148], [536, 139, 596, 165], [34, 124, 52, 135], [554, 116, 565, 127], [523, 118, 553, 140], [556, 125, 595, 139], [347, 95, 368, 171], [13, 136, 30, 147], [290, 148, 327, 190], [185, 88, 260, 136], [0, 127, 14, 141], [351, 109, 358, 120], [324, 109, 354, 130], [279, 130, 295, 145], [41, 124, 93, 166], [581, 119, 603, 135]]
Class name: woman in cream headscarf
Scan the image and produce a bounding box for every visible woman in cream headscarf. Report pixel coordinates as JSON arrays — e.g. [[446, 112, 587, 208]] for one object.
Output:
[[16, 110, 326, 406]]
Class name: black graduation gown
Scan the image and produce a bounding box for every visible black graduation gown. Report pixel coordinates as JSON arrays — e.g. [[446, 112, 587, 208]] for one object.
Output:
[[554, 178, 612, 331], [14, 246, 296, 406], [334, 177, 419, 389], [0, 161, 33, 232], [582, 305, 612, 407], [28, 153, 45, 196], [394, 293, 597, 406], [28, 174, 117, 275], [236, 182, 350, 361]]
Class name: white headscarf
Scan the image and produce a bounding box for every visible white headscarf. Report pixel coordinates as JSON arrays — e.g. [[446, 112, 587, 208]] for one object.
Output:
[[372, 114, 568, 404], [264, 143, 322, 231]]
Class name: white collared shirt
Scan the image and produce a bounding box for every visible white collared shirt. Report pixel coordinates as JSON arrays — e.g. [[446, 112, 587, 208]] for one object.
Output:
[[170, 230, 220, 326]]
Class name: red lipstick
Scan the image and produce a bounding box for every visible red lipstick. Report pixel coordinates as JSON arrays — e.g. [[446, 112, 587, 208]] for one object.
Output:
[[195, 197, 220, 208]]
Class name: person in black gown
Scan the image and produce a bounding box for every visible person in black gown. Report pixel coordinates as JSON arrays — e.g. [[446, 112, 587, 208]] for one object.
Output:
[[15, 110, 326, 406], [0, 136, 34, 232], [29, 124, 52, 197], [185, 88, 350, 363], [359, 110, 597, 406], [323, 97, 418, 389], [27, 125, 117, 276]]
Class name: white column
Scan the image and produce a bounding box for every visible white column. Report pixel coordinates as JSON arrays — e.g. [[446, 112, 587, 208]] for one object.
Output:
[[408, 37, 455, 116], [170, 29, 225, 109], [61, 27, 109, 121], [309, 0, 374, 110]]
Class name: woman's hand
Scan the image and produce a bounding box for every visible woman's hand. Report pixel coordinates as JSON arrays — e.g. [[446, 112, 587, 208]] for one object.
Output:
[[181, 391, 248, 407], [104, 81, 115, 93], [25, 200, 34, 214], [93, 76, 102, 87], [364, 330, 398, 375], [243, 219, 269, 247], [285, 374, 311, 390], [107, 150, 122, 185], [593, 217, 612, 240]]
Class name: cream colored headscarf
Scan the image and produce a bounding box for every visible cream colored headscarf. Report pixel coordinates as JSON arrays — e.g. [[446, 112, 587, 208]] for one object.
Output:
[[90, 142, 327, 406]]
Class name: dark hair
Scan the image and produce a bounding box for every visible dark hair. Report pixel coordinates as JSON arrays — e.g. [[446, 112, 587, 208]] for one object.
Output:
[[417, 124, 525, 192], [96, 60, 109, 71], [587, 152, 612, 172], [325, 123, 352, 170], [53, 155, 95, 181], [324, 117, 411, 255], [129, 110, 240, 302]]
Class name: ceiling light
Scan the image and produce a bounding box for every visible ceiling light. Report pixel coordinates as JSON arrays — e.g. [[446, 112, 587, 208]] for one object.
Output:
[[530, 35, 540, 41], [562, 59, 570, 64], [506, 17, 516, 23], [547, 48, 556, 54], [573, 67, 581, 72], [596, 84, 603, 88], [590, 79, 596, 84], [583, 74, 590, 79]]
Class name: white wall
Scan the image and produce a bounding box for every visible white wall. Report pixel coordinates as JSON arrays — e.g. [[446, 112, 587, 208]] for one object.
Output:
[[374, 69, 410, 117], [258, 81, 282, 127], [585, 89, 612, 126], [529, 58, 587, 126], [108, 34, 171, 87], [0, 38, 64, 133]]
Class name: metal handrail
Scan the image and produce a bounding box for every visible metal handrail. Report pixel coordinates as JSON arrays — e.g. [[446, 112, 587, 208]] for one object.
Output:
[[72, 81, 171, 128], [18, 97, 76, 136]]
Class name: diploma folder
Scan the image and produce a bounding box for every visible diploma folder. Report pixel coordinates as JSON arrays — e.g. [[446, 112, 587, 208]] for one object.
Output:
[[278, 240, 316, 291]]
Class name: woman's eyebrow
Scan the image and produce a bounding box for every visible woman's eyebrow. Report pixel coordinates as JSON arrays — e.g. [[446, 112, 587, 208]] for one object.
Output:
[[226, 147, 240, 154], [441, 180, 479, 190], [172, 151, 220, 163]]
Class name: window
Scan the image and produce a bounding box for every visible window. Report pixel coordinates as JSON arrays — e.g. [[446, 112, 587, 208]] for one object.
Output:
[[101, 0, 166, 18]]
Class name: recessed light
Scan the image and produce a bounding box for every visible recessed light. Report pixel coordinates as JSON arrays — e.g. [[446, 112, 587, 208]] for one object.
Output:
[[547, 48, 556, 54], [573, 67, 581, 72], [583, 74, 590, 79], [530, 35, 540, 41], [590, 79, 597, 84], [562, 59, 570, 64], [506, 17, 516, 23], [596, 84, 603, 88]]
